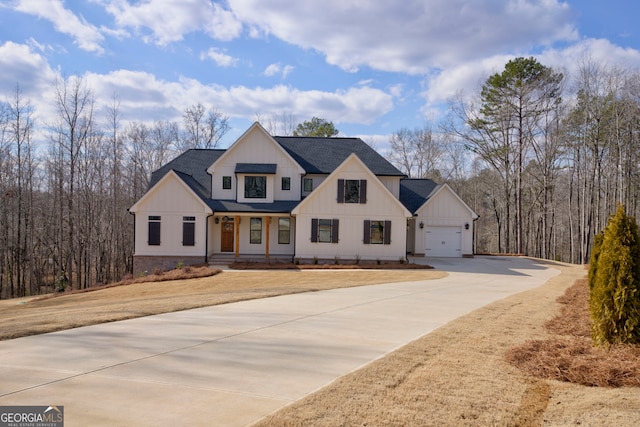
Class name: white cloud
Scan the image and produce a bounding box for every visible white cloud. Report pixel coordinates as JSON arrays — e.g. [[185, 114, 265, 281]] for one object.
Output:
[[200, 47, 238, 67], [228, 0, 577, 73], [82, 70, 393, 127], [420, 38, 640, 118], [0, 42, 59, 105], [264, 63, 281, 77], [99, 0, 242, 45], [264, 63, 294, 79], [13, 0, 104, 53]]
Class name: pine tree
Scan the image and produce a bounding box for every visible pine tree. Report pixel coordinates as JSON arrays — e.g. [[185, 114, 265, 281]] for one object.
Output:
[[589, 205, 640, 345]]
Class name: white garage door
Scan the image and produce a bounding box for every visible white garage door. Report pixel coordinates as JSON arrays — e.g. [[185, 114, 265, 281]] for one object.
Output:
[[425, 226, 462, 257]]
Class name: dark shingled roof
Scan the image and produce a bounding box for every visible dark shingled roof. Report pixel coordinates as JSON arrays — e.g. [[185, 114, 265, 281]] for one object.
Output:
[[400, 179, 439, 214], [149, 149, 225, 199], [235, 163, 277, 174], [147, 137, 406, 212], [274, 136, 404, 176]]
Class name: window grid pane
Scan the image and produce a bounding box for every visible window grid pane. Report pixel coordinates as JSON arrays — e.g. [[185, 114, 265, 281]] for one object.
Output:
[[318, 219, 332, 243], [344, 180, 360, 203], [250, 217, 262, 244], [303, 178, 313, 192], [245, 176, 266, 198], [370, 221, 384, 244], [222, 176, 232, 189], [278, 218, 290, 244]]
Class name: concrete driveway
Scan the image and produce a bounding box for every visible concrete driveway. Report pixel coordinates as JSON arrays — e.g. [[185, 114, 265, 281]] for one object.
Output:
[[0, 256, 558, 426]]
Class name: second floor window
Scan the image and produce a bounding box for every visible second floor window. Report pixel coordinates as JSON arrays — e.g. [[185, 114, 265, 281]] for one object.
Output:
[[337, 179, 367, 203], [282, 177, 291, 190], [222, 176, 232, 189], [303, 178, 313, 192], [245, 176, 266, 198]]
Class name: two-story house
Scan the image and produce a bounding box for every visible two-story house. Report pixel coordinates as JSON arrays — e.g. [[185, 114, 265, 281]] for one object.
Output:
[[129, 123, 478, 274]]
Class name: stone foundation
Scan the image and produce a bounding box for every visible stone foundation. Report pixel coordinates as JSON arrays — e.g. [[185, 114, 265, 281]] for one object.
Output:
[[133, 256, 206, 276]]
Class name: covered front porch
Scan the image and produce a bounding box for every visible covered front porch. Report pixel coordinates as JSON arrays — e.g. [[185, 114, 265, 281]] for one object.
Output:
[[207, 210, 296, 263]]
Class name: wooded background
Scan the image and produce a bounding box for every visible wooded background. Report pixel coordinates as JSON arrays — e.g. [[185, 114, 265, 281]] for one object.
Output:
[[1, 56, 638, 298]]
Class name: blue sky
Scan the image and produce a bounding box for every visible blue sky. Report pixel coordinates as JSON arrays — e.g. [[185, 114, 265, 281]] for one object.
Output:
[[1, 0, 640, 150]]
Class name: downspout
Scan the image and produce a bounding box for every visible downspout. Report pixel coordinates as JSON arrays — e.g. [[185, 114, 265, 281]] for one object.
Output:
[[127, 209, 135, 274], [205, 212, 214, 264]]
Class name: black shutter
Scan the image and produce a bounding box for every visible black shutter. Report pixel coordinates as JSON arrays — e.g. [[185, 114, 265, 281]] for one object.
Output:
[[148, 222, 161, 245], [332, 219, 339, 243], [337, 179, 345, 203], [359, 179, 367, 204], [363, 220, 371, 244], [183, 222, 195, 246], [383, 220, 392, 244], [311, 218, 318, 242]]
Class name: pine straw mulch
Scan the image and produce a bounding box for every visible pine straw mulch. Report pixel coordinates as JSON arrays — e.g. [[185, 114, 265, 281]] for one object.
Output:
[[506, 278, 640, 387]]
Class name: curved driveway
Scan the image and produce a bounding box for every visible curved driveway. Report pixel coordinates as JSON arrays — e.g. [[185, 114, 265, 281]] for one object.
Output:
[[0, 257, 558, 426]]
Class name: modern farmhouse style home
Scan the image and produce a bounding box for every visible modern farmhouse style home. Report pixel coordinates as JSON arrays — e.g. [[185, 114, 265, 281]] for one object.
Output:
[[129, 123, 478, 274]]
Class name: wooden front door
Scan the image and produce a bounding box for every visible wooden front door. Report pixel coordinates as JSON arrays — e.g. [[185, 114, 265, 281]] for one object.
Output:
[[221, 221, 234, 252]]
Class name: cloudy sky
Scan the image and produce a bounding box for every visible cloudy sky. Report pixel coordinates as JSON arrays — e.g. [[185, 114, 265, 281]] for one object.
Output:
[[1, 0, 640, 148]]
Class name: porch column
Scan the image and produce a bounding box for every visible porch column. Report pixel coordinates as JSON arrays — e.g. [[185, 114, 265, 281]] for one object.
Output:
[[235, 215, 240, 258], [265, 216, 271, 259]]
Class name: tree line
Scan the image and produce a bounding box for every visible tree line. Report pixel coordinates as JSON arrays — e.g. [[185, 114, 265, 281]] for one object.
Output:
[[1, 56, 639, 297], [388, 57, 640, 265], [0, 77, 230, 298]]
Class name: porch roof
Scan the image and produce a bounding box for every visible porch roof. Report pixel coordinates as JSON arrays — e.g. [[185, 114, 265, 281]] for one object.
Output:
[[210, 200, 300, 214]]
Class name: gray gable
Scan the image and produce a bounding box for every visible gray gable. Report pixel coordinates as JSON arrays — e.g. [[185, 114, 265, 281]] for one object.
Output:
[[400, 179, 439, 214], [274, 136, 404, 176], [149, 149, 225, 198]]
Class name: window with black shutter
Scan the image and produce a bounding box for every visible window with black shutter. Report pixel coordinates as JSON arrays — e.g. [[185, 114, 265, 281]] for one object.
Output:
[[338, 179, 367, 203], [311, 218, 339, 243], [363, 220, 391, 245]]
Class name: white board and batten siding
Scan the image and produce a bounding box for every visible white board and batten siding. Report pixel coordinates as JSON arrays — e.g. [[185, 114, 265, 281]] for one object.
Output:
[[208, 124, 304, 202], [130, 172, 211, 257], [415, 185, 476, 258], [293, 154, 410, 261]]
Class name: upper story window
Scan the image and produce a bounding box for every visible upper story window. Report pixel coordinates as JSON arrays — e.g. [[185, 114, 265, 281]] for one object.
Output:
[[303, 178, 313, 192], [337, 179, 367, 204], [222, 176, 232, 190], [282, 177, 291, 191], [245, 176, 266, 198]]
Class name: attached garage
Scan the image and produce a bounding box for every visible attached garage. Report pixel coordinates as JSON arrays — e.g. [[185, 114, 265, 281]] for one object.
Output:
[[401, 181, 478, 258], [425, 226, 462, 257]]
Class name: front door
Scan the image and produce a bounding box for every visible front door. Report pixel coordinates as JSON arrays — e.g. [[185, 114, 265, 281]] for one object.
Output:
[[221, 221, 234, 252]]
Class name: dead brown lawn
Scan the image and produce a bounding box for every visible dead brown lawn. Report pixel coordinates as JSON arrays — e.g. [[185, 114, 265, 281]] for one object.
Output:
[[254, 260, 640, 427], [2, 259, 639, 425], [0, 267, 445, 341]]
